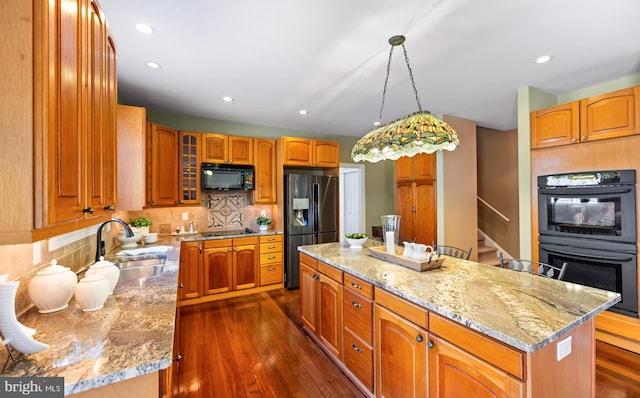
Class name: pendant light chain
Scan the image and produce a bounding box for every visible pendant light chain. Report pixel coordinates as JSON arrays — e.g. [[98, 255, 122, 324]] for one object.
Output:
[[377, 39, 424, 123]]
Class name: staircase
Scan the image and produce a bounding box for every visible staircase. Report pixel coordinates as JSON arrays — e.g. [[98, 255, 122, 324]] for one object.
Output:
[[477, 233, 501, 267]]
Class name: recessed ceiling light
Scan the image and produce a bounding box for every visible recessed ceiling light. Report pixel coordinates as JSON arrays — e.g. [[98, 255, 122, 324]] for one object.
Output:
[[146, 61, 161, 69], [299, 110, 308, 115], [222, 96, 234, 102], [535, 55, 552, 64], [136, 23, 154, 34]]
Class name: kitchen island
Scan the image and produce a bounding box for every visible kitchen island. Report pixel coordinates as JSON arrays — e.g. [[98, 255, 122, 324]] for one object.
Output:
[[0, 240, 181, 396], [299, 242, 620, 397]]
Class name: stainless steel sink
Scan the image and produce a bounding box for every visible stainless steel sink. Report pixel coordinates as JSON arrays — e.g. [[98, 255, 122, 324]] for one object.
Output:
[[115, 257, 167, 281]]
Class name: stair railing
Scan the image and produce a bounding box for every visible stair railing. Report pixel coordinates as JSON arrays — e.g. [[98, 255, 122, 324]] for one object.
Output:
[[477, 196, 510, 222]]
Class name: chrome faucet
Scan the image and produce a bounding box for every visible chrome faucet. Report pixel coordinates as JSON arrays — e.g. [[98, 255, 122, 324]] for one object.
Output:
[[95, 218, 134, 262]]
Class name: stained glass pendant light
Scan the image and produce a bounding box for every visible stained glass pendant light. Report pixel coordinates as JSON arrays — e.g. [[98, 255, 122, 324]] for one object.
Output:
[[351, 35, 460, 163]]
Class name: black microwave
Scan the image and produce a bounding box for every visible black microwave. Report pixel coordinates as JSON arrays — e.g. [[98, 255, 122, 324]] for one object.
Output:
[[201, 163, 254, 191]]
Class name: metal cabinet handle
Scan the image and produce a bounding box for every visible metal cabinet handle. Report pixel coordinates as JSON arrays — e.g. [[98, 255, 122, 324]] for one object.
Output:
[[416, 335, 424, 343], [104, 204, 115, 211], [351, 283, 362, 290], [351, 301, 362, 308], [268, 246, 276, 249], [268, 256, 276, 260], [82, 206, 95, 214], [428, 341, 434, 349], [267, 267, 276, 271], [351, 343, 362, 353]]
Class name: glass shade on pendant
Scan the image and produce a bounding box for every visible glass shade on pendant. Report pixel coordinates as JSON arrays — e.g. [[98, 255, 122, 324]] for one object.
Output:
[[351, 111, 459, 163]]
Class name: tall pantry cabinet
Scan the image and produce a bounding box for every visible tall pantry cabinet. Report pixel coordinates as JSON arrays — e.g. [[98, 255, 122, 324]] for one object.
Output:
[[1, 0, 118, 243]]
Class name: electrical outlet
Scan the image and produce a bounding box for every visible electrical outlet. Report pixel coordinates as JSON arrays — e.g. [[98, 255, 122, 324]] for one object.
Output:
[[182, 212, 189, 221], [556, 336, 572, 361]]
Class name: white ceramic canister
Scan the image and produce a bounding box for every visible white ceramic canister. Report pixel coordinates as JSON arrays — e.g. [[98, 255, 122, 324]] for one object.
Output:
[[86, 256, 120, 294], [28, 259, 78, 314], [74, 274, 111, 312]]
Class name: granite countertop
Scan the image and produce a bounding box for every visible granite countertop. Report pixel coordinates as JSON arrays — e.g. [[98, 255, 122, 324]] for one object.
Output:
[[0, 238, 181, 396], [299, 242, 620, 353]]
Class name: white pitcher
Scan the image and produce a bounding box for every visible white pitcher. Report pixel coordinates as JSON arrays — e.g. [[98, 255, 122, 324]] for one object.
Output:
[[411, 244, 434, 261], [402, 242, 414, 257]]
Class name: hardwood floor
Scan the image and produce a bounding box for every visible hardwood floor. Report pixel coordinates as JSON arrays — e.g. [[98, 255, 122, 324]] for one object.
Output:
[[178, 289, 640, 397]]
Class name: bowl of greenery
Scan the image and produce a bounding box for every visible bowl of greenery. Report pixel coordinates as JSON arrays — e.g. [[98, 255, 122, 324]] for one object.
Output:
[[345, 233, 368, 249]]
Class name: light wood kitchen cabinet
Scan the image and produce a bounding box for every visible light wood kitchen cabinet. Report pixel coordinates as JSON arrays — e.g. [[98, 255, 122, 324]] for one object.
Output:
[[531, 85, 640, 149], [343, 274, 374, 392], [375, 303, 428, 398], [178, 131, 201, 205], [299, 253, 344, 360], [203, 237, 259, 294], [201, 133, 253, 165], [396, 154, 437, 245], [117, 105, 148, 210], [178, 241, 203, 300], [147, 124, 179, 206], [254, 139, 277, 203], [278, 137, 340, 167], [259, 235, 283, 285]]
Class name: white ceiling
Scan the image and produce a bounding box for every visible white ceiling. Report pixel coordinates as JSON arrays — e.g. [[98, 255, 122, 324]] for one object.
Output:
[[100, 0, 640, 137]]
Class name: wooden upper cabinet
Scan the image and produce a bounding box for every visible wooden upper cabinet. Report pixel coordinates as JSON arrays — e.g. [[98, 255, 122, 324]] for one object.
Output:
[[254, 139, 276, 203], [580, 86, 640, 142], [103, 34, 118, 213], [178, 131, 200, 205], [279, 137, 340, 167], [148, 124, 179, 206], [117, 105, 147, 211], [201, 133, 253, 164], [396, 153, 436, 183], [530, 102, 579, 149]]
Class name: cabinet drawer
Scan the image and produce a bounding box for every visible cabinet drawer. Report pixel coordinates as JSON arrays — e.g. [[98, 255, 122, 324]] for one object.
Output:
[[260, 234, 282, 244], [344, 328, 373, 393], [344, 273, 373, 299], [260, 241, 282, 254], [203, 238, 232, 249], [429, 313, 525, 380], [260, 263, 283, 285], [260, 252, 282, 264], [318, 260, 343, 284], [299, 252, 317, 270], [344, 289, 373, 345]]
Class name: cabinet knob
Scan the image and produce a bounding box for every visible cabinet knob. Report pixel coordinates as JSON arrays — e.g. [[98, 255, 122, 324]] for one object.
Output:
[[351, 343, 363, 353], [148, 200, 155, 206], [179, 283, 184, 288], [104, 204, 115, 211], [351, 300, 362, 308], [312, 274, 319, 280], [174, 354, 182, 361], [82, 206, 95, 214], [428, 340, 434, 349], [581, 136, 587, 141], [416, 335, 424, 343], [570, 137, 577, 143]]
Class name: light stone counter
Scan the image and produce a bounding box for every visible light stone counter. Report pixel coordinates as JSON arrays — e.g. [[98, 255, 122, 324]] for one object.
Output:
[[0, 238, 181, 396], [299, 242, 620, 352]]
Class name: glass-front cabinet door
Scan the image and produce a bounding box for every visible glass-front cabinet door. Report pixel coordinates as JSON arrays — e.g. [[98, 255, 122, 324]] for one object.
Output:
[[179, 131, 201, 204]]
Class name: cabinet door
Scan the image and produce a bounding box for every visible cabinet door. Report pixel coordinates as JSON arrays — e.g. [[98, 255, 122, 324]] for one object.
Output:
[[395, 157, 413, 183], [254, 139, 276, 203], [229, 136, 253, 164], [396, 182, 415, 243], [203, 246, 233, 295], [201, 133, 228, 163], [530, 102, 579, 149], [414, 180, 436, 246], [233, 243, 259, 290], [179, 242, 202, 300], [103, 34, 118, 212], [344, 328, 373, 393], [300, 263, 319, 335], [413, 153, 436, 181], [580, 86, 640, 142], [428, 335, 524, 398], [117, 105, 147, 211], [281, 137, 312, 166], [318, 273, 343, 360], [313, 140, 339, 167], [178, 131, 200, 205], [375, 304, 428, 398], [149, 124, 179, 206]]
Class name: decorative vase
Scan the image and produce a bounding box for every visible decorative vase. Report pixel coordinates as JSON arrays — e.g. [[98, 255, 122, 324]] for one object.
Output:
[[0, 279, 49, 355], [75, 274, 111, 312], [28, 259, 78, 313], [86, 256, 120, 295]]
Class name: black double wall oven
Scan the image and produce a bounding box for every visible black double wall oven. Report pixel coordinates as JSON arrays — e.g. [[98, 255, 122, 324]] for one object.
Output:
[[537, 170, 638, 318]]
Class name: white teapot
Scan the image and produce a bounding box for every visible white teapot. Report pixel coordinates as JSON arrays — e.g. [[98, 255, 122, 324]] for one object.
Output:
[[28, 259, 77, 313], [86, 256, 120, 295]]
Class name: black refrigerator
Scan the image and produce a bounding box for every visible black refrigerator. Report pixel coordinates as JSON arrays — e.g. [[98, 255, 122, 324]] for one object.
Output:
[[284, 174, 338, 289]]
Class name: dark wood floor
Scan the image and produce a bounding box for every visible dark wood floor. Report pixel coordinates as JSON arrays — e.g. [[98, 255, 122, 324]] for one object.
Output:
[[178, 289, 640, 397]]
